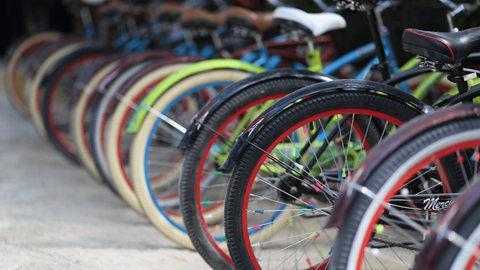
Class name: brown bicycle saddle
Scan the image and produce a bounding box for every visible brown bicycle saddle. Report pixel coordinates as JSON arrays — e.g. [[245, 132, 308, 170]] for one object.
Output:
[[157, 2, 186, 14], [225, 6, 274, 32], [181, 8, 227, 27], [403, 27, 480, 64]]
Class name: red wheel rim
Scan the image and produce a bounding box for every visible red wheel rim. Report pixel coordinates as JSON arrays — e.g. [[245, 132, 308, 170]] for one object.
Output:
[[238, 109, 405, 269]]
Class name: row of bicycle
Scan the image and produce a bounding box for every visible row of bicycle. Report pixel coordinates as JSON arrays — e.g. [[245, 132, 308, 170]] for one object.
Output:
[[6, 0, 480, 269]]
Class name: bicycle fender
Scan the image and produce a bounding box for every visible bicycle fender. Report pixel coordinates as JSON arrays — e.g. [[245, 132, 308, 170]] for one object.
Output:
[[414, 178, 480, 270], [177, 68, 336, 149], [218, 79, 434, 173], [126, 59, 266, 133], [324, 104, 480, 231]]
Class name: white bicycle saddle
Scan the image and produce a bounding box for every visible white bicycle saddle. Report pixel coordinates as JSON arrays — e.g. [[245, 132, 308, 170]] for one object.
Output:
[[273, 7, 346, 36]]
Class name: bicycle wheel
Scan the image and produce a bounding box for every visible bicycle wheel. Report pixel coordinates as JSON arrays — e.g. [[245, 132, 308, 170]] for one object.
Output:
[[224, 91, 422, 270], [130, 69, 253, 249], [74, 52, 171, 186], [5, 32, 61, 117], [71, 57, 146, 182], [330, 117, 480, 270], [27, 41, 86, 141], [104, 62, 193, 213], [417, 185, 480, 270], [23, 38, 87, 101], [179, 78, 323, 269], [89, 59, 195, 195], [41, 45, 116, 162], [71, 57, 125, 181]]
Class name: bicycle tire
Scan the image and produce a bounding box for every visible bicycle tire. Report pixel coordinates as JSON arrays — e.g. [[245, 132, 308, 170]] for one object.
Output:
[[330, 117, 480, 270], [224, 91, 422, 270], [105, 62, 192, 214], [24, 38, 88, 102], [71, 58, 124, 181], [130, 69, 253, 249], [5, 32, 61, 117], [429, 199, 480, 270], [89, 59, 196, 195], [74, 53, 171, 187], [41, 45, 116, 163], [27, 42, 86, 141], [179, 78, 322, 269]]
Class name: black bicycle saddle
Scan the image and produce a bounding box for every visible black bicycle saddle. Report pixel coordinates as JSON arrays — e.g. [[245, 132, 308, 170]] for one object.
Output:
[[403, 27, 480, 64]]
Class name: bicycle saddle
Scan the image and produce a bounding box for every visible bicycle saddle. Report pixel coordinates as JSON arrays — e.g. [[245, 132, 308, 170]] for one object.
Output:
[[403, 27, 480, 64], [225, 6, 274, 31], [273, 7, 346, 37], [158, 2, 185, 15], [181, 9, 226, 27]]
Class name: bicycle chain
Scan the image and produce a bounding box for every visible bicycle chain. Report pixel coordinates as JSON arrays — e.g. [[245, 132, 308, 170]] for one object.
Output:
[[371, 237, 420, 252]]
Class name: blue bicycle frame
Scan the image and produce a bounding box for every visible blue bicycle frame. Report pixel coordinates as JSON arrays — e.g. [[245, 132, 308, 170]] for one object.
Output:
[[322, 35, 410, 93]]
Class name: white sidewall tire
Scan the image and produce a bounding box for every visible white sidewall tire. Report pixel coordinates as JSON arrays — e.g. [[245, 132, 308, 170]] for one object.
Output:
[[106, 63, 192, 215], [28, 42, 85, 142], [72, 60, 121, 183], [131, 69, 251, 249], [6, 32, 61, 117]]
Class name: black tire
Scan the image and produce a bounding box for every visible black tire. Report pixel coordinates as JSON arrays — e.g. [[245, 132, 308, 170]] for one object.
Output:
[[5, 32, 61, 117], [224, 91, 422, 270], [330, 117, 480, 270], [430, 198, 480, 270], [180, 78, 322, 269], [40, 45, 119, 163]]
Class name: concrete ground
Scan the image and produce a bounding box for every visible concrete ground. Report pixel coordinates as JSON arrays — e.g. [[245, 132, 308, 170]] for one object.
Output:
[[0, 69, 211, 269]]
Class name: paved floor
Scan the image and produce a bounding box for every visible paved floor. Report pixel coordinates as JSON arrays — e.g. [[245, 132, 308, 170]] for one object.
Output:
[[0, 70, 210, 269]]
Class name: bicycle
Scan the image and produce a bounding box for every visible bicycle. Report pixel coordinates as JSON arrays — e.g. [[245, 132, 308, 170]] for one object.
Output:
[[83, 4, 332, 199], [104, 2, 348, 257], [327, 102, 480, 269], [176, 1, 480, 268], [116, 2, 471, 270], [30, 1, 223, 163], [219, 0, 480, 269]]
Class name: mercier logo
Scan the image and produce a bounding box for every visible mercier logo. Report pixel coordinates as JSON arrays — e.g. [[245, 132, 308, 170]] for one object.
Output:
[[423, 197, 454, 211]]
